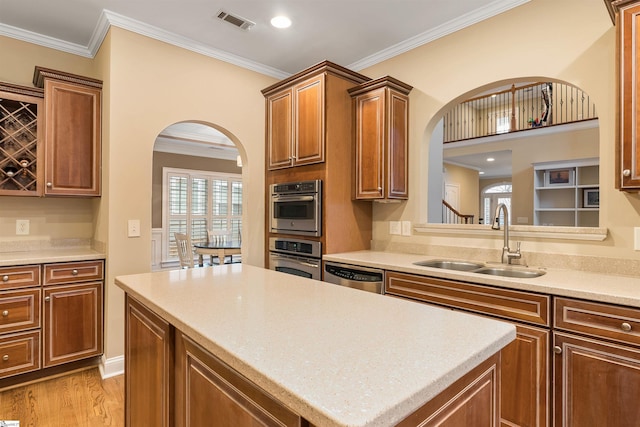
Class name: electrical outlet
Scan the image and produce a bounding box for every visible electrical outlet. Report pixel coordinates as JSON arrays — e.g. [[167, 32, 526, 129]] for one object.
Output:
[[402, 221, 412, 236], [128, 219, 141, 237], [389, 221, 401, 235], [16, 219, 29, 235]]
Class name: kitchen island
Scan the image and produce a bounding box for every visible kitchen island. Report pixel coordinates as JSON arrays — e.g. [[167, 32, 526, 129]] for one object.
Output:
[[115, 264, 515, 426]]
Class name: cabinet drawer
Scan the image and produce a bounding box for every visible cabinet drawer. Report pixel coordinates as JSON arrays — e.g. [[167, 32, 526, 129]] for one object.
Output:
[[43, 260, 104, 286], [554, 297, 640, 347], [0, 289, 40, 334], [0, 330, 40, 379], [385, 271, 550, 326], [0, 265, 41, 290]]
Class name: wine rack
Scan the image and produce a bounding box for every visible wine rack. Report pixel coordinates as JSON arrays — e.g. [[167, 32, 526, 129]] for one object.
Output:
[[0, 84, 43, 196]]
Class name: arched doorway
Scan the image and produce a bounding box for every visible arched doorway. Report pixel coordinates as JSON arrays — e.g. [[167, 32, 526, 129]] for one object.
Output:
[[151, 121, 244, 270]]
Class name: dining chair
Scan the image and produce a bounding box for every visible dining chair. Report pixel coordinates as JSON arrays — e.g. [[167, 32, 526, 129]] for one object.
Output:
[[174, 232, 194, 268], [207, 229, 233, 264]]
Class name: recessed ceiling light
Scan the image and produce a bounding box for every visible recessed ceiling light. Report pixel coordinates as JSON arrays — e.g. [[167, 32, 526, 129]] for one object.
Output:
[[479, 171, 485, 175], [486, 157, 495, 162], [271, 15, 291, 29]]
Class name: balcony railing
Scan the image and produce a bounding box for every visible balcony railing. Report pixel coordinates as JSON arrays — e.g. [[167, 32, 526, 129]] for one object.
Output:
[[443, 82, 597, 143]]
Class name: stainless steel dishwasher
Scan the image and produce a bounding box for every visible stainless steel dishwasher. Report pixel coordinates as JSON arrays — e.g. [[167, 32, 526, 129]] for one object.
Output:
[[323, 262, 384, 294]]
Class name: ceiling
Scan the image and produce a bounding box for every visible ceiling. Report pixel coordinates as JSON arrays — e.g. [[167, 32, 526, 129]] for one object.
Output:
[[0, 0, 529, 158]]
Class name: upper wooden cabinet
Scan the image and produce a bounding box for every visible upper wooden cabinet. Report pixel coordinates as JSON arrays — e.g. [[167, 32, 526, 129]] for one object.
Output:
[[0, 83, 44, 196], [34, 67, 102, 196], [615, 1, 640, 190], [349, 76, 412, 200], [262, 61, 369, 171]]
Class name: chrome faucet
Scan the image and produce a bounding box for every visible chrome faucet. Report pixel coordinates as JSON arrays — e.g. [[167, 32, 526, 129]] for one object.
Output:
[[491, 203, 522, 264]]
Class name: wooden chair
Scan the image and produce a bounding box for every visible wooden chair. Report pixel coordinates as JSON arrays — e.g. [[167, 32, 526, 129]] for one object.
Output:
[[174, 232, 194, 268], [207, 230, 233, 264]]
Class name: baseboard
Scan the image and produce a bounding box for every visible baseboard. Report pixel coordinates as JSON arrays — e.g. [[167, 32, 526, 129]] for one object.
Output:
[[99, 354, 124, 379]]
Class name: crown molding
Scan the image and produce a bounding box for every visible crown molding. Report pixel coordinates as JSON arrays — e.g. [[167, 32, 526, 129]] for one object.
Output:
[[0, 23, 92, 57], [348, 0, 530, 71]]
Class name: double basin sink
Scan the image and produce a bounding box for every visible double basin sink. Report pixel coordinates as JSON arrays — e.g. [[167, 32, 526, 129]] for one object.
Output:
[[413, 259, 546, 278]]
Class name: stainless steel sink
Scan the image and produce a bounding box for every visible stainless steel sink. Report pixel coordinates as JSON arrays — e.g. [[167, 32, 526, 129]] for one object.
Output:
[[473, 267, 546, 278], [413, 259, 485, 271]]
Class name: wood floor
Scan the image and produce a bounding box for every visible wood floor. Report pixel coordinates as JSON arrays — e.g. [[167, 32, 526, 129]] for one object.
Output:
[[0, 368, 124, 427]]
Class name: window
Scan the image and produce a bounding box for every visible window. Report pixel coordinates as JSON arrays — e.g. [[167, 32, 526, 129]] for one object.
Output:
[[163, 167, 242, 262], [482, 183, 512, 225]]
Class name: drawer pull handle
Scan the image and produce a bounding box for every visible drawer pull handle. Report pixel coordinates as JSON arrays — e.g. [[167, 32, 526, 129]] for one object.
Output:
[[2, 310, 8, 317], [2, 275, 8, 282], [44, 296, 50, 302], [622, 322, 632, 332], [2, 355, 8, 361], [553, 346, 562, 354], [72, 269, 79, 276]]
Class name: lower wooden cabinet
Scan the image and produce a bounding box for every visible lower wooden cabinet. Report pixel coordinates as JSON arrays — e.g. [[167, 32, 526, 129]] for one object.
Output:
[[0, 330, 40, 378], [385, 271, 550, 427], [125, 295, 173, 427], [553, 332, 640, 427], [42, 282, 103, 367]]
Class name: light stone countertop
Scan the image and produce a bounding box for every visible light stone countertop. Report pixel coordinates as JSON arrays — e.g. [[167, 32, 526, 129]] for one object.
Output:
[[0, 247, 105, 267], [323, 251, 640, 308], [115, 264, 515, 427]]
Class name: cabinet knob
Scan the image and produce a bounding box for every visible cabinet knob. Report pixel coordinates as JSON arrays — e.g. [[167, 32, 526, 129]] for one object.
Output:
[[2, 310, 8, 317], [623, 169, 631, 177], [622, 322, 632, 332], [72, 269, 79, 276], [2, 355, 8, 361], [44, 296, 50, 302], [553, 345, 562, 354], [46, 182, 52, 187], [2, 275, 8, 282]]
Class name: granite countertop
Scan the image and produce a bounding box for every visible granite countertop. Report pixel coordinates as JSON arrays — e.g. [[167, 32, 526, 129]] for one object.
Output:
[[323, 251, 640, 308], [115, 264, 515, 427], [0, 247, 105, 267]]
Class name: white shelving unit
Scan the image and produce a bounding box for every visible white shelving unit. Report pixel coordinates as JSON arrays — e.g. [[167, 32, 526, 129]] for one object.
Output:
[[533, 158, 599, 227]]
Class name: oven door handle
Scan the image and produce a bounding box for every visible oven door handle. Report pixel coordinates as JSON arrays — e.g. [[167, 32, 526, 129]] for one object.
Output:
[[270, 253, 320, 268], [272, 195, 315, 202]]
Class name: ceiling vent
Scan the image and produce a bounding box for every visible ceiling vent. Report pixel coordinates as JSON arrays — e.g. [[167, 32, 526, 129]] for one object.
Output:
[[216, 10, 255, 31]]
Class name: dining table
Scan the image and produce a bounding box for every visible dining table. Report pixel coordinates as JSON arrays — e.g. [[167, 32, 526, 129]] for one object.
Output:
[[193, 240, 241, 267]]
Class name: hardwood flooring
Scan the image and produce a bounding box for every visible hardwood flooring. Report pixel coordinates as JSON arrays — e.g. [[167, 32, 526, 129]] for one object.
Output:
[[0, 368, 124, 427]]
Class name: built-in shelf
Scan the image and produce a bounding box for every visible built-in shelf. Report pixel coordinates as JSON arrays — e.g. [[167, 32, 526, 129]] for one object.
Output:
[[533, 158, 599, 227]]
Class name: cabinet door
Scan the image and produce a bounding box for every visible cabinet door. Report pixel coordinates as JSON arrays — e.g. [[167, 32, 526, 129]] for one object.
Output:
[[553, 332, 640, 427], [501, 324, 549, 427], [267, 89, 293, 170], [42, 282, 103, 367], [618, 3, 640, 189], [125, 295, 173, 427], [293, 75, 324, 166], [387, 89, 409, 199], [43, 79, 101, 196], [175, 332, 303, 427], [354, 88, 385, 199]]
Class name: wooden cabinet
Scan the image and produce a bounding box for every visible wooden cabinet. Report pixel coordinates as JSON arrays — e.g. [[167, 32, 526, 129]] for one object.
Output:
[[42, 260, 104, 368], [175, 332, 304, 427], [385, 271, 550, 427], [125, 295, 173, 427], [33, 66, 102, 196], [0, 83, 44, 196], [266, 74, 324, 170], [616, 1, 640, 190], [553, 296, 640, 426], [0, 265, 42, 379], [349, 76, 412, 200]]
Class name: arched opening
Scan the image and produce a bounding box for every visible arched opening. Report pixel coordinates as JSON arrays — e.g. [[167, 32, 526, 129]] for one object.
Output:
[[427, 78, 599, 228], [151, 121, 244, 270]]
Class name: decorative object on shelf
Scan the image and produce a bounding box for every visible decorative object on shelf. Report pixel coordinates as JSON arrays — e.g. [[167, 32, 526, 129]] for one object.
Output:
[[583, 188, 599, 208], [545, 168, 574, 186]]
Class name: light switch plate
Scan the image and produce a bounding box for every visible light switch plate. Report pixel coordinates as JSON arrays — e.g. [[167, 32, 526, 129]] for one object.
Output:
[[128, 219, 141, 237], [389, 221, 401, 235], [635, 227, 640, 251], [16, 219, 29, 235], [402, 221, 412, 236]]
